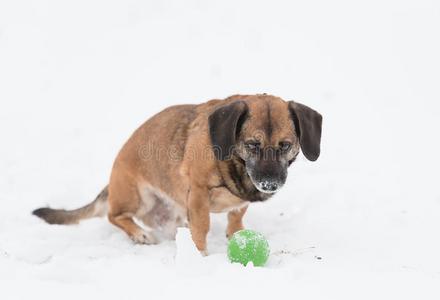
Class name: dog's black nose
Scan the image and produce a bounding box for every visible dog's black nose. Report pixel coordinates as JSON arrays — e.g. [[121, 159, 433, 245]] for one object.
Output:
[[260, 181, 278, 192]]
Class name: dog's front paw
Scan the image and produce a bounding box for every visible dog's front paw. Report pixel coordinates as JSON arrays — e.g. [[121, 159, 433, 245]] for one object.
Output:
[[130, 230, 158, 245], [226, 225, 245, 239]]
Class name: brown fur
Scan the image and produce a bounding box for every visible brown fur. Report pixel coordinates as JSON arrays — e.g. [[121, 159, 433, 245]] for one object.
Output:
[[33, 94, 322, 253]]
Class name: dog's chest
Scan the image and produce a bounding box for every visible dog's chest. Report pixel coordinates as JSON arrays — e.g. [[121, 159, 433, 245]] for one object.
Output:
[[208, 186, 249, 213]]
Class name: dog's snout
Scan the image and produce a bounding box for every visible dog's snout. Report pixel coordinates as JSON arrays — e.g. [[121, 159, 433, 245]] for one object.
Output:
[[259, 181, 279, 193], [245, 158, 288, 194]]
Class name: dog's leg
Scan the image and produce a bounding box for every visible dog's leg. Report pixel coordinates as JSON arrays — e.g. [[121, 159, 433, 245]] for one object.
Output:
[[226, 205, 248, 238], [109, 214, 157, 244], [187, 186, 210, 255], [107, 169, 157, 245]]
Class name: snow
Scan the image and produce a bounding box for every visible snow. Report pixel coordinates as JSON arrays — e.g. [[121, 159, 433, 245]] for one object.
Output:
[[1, 0, 440, 299]]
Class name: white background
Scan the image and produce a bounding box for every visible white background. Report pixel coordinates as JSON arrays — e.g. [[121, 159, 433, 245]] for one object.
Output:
[[1, 0, 439, 299]]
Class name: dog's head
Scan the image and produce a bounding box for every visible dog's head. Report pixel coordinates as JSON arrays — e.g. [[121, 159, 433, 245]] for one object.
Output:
[[209, 95, 322, 194]]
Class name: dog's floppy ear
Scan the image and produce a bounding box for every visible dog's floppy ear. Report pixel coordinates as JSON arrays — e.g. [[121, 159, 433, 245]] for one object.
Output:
[[288, 101, 323, 161], [209, 101, 248, 160]]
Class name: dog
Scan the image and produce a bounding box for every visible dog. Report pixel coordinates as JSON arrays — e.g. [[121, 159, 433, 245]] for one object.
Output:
[[33, 94, 322, 254]]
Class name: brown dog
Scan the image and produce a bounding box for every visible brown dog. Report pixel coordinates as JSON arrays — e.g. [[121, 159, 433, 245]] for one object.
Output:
[[33, 94, 322, 254]]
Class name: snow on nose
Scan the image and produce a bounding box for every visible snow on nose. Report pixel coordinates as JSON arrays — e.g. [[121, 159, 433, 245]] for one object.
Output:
[[258, 181, 279, 193]]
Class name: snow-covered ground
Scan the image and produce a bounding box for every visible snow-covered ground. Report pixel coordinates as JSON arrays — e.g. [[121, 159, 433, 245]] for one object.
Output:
[[1, 1, 440, 299]]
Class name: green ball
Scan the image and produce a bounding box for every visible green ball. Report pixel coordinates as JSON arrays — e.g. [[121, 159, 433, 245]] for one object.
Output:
[[227, 229, 270, 267]]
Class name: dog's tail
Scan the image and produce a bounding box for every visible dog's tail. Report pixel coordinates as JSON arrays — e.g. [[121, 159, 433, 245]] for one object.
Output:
[[32, 186, 109, 225]]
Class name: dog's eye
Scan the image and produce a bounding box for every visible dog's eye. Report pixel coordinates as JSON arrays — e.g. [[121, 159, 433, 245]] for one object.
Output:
[[279, 141, 292, 152], [245, 141, 261, 151]]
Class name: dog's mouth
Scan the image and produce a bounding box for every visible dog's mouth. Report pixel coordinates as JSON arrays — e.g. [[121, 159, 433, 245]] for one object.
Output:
[[246, 168, 284, 194], [244, 158, 287, 194], [253, 180, 283, 194]]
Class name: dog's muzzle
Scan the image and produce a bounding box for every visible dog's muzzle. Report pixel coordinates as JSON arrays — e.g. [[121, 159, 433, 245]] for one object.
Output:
[[255, 180, 282, 194]]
